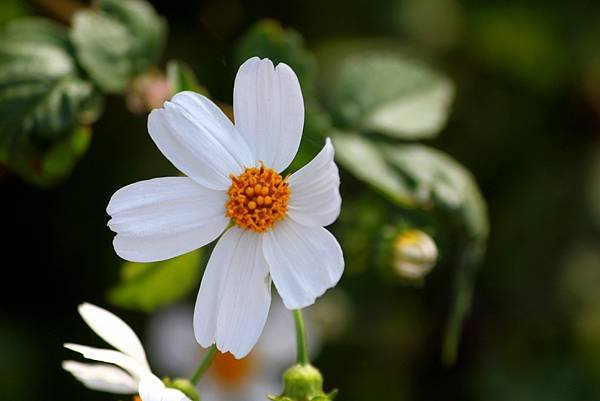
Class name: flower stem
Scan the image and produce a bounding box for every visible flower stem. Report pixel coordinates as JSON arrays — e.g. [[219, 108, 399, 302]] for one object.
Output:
[[189, 344, 217, 384], [293, 309, 310, 365]]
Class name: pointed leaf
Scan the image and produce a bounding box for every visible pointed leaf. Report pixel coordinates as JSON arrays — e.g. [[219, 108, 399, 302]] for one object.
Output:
[[0, 18, 102, 186], [321, 48, 454, 139], [166, 60, 207, 95], [332, 131, 488, 239], [71, 0, 167, 92]]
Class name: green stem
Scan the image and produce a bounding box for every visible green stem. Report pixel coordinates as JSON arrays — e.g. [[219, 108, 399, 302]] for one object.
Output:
[[293, 309, 310, 365], [189, 344, 217, 384]]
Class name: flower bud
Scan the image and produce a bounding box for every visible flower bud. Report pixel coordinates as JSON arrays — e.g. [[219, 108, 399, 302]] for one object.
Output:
[[270, 364, 337, 401], [125, 71, 172, 114], [393, 229, 438, 281]]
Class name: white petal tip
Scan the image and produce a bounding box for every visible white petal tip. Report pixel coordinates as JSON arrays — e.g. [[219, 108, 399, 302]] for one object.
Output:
[[77, 302, 106, 325], [274, 61, 292, 72], [194, 336, 214, 350], [240, 56, 294, 74], [244, 56, 261, 64], [215, 345, 247, 360], [112, 236, 161, 263], [78, 302, 94, 314], [64, 343, 80, 352], [193, 320, 215, 351], [61, 360, 86, 373], [280, 295, 318, 311], [170, 91, 210, 107]]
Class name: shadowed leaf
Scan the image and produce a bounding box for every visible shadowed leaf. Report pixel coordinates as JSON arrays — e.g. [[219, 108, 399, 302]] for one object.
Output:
[[166, 60, 207, 95], [71, 0, 167, 92], [320, 46, 454, 139], [108, 249, 203, 312], [0, 18, 102, 186]]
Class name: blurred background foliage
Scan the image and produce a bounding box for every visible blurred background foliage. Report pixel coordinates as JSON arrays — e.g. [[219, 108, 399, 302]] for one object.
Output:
[[0, 0, 599, 400]]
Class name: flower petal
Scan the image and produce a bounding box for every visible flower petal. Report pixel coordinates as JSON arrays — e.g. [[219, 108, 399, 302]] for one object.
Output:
[[193, 226, 272, 359], [287, 138, 341, 227], [78, 303, 149, 368], [139, 374, 191, 401], [148, 91, 254, 190], [138, 375, 165, 401], [64, 344, 149, 380], [162, 388, 193, 401], [263, 220, 344, 309], [233, 57, 304, 172], [62, 360, 138, 394], [107, 177, 228, 262]]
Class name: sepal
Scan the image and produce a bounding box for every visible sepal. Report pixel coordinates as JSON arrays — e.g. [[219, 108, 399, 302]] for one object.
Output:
[[270, 364, 337, 401], [162, 377, 200, 401]]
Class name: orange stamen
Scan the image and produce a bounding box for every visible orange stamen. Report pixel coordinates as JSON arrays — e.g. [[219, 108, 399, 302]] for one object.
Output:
[[226, 163, 290, 232], [210, 351, 255, 387]]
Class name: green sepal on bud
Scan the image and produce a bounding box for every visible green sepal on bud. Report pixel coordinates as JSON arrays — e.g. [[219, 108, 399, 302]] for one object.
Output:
[[269, 364, 338, 401], [162, 377, 200, 401]]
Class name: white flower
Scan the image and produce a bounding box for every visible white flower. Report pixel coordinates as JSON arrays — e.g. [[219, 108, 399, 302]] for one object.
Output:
[[107, 57, 344, 358], [146, 298, 322, 401], [63, 303, 191, 401]]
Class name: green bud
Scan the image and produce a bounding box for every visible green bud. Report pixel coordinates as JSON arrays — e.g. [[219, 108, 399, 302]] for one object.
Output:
[[393, 229, 438, 282], [162, 377, 200, 401], [270, 364, 337, 401]]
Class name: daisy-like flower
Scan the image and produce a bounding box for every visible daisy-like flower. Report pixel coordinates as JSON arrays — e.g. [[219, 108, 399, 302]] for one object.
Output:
[[63, 303, 191, 401], [107, 57, 344, 358], [147, 298, 322, 401]]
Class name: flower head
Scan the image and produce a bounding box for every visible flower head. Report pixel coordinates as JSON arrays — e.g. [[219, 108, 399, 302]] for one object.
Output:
[[63, 303, 192, 401], [107, 57, 344, 358], [146, 298, 323, 401]]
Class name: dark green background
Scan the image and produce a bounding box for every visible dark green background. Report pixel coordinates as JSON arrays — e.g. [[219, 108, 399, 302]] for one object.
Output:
[[1, 0, 599, 400]]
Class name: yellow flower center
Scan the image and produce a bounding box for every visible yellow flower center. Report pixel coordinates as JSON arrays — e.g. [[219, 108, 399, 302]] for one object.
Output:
[[226, 163, 290, 232]]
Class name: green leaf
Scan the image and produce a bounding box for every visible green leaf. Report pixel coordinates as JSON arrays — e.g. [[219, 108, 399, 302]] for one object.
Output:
[[332, 131, 489, 364], [332, 131, 416, 207], [382, 144, 488, 239], [108, 249, 203, 312], [235, 19, 317, 90], [0, 18, 102, 186], [42, 125, 91, 176], [166, 60, 207, 95], [322, 50, 454, 139], [71, 0, 167, 92], [0, 0, 31, 27], [332, 131, 488, 239], [4, 125, 92, 187], [442, 240, 486, 366]]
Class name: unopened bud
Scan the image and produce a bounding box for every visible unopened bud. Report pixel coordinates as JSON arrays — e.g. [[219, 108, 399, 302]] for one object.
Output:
[[393, 229, 438, 281], [270, 364, 337, 401], [126, 71, 172, 114]]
